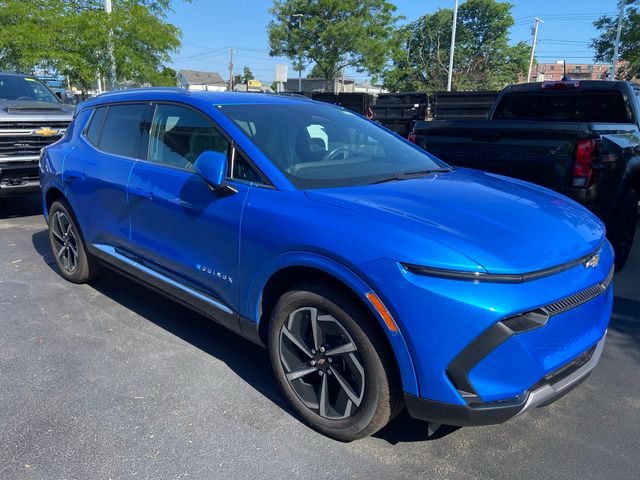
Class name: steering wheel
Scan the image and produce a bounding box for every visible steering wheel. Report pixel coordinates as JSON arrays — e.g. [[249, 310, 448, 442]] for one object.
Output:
[[320, 146, 350, 162], [16, 96, 32, 101]]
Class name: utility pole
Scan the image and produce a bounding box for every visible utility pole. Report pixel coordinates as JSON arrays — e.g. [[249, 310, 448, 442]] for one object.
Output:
[[228, 48, 234, 91], [612, 0, 625, 79], [527, 17, 544, 83], [104, 0, 117, 90], [292, 13, 304, 92], [446, 0, 459, 92]]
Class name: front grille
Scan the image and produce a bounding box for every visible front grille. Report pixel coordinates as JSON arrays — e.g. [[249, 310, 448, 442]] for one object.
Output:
[[0, 135, 63, 157], [542, 266, 614, 317], [0, 121, 70, 130]]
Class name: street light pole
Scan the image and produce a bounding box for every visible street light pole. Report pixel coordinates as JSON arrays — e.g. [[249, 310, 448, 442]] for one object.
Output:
[[292, 13, 304, 92], [446, 0, 459, 92], [527, 17, 543, 83], [104, 0, 117, 90], [612, 0, 625, 79]]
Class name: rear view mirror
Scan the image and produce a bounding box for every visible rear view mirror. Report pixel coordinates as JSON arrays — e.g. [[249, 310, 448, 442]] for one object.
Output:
[[194, 151, 227, 188]]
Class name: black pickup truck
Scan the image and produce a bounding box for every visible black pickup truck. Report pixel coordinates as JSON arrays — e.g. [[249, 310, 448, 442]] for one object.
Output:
[[412, 80, 640, 269]]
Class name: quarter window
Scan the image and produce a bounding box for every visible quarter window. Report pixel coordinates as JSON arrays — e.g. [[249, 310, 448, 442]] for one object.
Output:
[[98, 104, 148, 158], [85, 107, 107, 147], [232, 150, 263, 183], [148, 104, 228, 170]]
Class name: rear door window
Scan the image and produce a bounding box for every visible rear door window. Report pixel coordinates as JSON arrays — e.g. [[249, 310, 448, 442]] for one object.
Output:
[[98, 104, 148, 158]]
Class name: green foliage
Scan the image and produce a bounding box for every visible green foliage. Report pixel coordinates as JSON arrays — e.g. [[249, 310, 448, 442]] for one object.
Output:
[[591, 1, 640, 80], [233, 66, 255, 87], [0, 0, 185, 93], [151, 66, 178, 86], [242, 66, 255, 83], [268, 0, 400, 90], [382, 0, 530, 93]]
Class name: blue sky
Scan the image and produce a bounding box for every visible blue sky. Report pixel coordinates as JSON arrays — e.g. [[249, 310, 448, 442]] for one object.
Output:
[[167, 0, 620, 83]]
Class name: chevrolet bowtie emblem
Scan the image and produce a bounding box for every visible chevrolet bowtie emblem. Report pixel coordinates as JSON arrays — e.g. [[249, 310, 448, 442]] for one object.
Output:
[[584, 253, 600, 269], [33, 127, 59, 137]]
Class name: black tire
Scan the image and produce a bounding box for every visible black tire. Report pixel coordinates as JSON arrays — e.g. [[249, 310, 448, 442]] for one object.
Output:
[[48, 199, 101, 283], [609, 188, 638, 271], [268, 283, 401, 441]]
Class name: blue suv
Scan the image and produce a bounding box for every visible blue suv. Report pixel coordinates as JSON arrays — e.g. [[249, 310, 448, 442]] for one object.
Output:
[[40, 89, 613, 440]]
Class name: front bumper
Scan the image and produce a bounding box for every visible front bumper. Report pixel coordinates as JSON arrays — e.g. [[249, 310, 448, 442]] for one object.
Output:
[[0, 160, 40, 196], [405, 334, 605, 426], [360, 239, 614, 416]]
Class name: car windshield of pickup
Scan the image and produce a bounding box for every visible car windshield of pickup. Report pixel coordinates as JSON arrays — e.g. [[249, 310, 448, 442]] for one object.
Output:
[[493, 90, 632, 123], [219, 103, 448, 189], [0, 75, 60, 103]]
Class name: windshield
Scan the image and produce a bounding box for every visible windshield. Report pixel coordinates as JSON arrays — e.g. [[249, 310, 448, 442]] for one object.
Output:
[[0, 75, 60, 103], [219, 103, 447, 189]]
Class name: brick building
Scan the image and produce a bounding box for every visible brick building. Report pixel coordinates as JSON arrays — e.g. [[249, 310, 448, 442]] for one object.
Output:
[[530, 61, 627, 82]]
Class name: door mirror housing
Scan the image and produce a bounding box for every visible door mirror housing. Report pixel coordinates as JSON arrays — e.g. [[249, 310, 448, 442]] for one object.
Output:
[[194, 151, 227, 188]]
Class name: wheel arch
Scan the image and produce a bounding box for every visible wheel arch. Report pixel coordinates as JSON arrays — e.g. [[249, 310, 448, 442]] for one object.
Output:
[[246, 252, 419, 396], [43, 185, 66, 219]]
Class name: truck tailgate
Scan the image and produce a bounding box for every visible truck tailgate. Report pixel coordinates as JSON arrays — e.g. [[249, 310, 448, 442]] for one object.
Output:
[[416, 120, 584, 191]]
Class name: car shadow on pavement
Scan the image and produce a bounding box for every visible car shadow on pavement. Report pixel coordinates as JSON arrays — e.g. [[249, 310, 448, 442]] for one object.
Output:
[[31, 229, 292, 411], [0, 193, 42, 219], [609, 296, 640, 363]]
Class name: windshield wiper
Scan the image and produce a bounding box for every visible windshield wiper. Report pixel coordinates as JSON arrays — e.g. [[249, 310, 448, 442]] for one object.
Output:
[[370, 169, 451, 184]]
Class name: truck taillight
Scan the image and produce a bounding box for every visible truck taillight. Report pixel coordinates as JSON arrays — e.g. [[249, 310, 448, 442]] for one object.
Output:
[[573, 139, 597, 187], [408, 131, 417, 144]]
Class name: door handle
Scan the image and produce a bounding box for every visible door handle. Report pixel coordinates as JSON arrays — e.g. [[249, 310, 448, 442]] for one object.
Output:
[[64, 170, 86, 183], [127, 186, 154, 200]]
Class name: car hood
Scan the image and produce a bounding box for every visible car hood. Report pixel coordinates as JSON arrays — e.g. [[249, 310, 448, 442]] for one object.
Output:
[[305, 168, 605, 274], [0, 100, 75, 120]]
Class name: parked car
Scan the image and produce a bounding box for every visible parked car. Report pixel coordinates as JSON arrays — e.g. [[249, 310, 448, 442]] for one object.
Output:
[[0, 72, 74, 197], [412, 80, 640, 269], [40, 89, 612, 440]]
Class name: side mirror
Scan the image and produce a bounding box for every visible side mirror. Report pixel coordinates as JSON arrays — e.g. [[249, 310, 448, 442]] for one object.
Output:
[[194, 150, 227, 188]]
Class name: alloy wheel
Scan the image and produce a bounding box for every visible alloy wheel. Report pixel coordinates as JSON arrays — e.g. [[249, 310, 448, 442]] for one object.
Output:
[[279, 307, 366, 420], [50, 211, 79, 273]]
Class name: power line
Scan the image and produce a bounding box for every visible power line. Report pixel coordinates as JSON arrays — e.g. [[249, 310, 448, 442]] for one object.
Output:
[[172, 47, 231, 61]]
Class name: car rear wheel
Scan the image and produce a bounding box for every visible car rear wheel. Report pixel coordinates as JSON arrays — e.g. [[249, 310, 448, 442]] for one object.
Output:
[[609, 188, 638, 271], [268, 284, 401, 441], [48, 200, 101, 283]]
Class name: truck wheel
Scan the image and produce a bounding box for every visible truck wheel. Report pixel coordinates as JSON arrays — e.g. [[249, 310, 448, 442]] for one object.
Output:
[[609, 188, 638, 271], [48, 200, 101, 283], [268, 284, 401, 441]]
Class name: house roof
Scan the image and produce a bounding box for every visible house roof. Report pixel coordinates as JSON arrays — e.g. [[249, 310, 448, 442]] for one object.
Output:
[[178, 70, 226, 86]]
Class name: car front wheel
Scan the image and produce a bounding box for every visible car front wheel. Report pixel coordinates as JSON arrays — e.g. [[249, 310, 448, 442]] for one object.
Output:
[[268, 284, 401, 441]]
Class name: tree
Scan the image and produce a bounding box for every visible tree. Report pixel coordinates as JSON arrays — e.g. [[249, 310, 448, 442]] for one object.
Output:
[[382, 0, 530, 93], [591, 1, 640, 80], [151, 67, 178, 86], [233, 66, 255, 87], [268, 0, 400, 90], [242, 66, 255, 83], [0, 0, 185, 95]]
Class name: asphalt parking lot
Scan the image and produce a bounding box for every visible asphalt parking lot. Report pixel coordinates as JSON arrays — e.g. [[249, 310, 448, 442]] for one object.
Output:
[[1, 194, 639, 480]]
